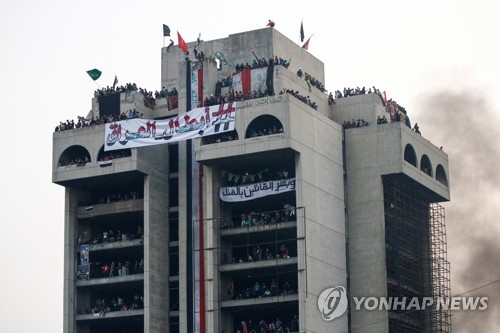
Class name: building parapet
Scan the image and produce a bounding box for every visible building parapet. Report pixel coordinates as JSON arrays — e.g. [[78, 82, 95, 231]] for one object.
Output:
[[76, 273, 144, 287], [76, 308, 144, 321], [220, 294, 298, 309], [220, 257, 298, 272]]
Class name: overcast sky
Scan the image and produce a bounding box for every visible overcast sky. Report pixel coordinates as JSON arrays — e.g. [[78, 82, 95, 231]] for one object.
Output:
[[0, 0, 498, 332]]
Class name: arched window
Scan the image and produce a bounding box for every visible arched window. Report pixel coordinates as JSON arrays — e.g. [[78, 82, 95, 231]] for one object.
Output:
[[436, 164, 448, 186], [97, 145, 131, 161], [404, 144, 417, 167], [58, 145, 91, 167], [420, 154, 433, 177], [246, 115, 284, 138]]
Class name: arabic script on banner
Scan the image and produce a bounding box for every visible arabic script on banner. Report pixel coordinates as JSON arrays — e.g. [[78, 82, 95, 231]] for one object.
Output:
[[219, 178, 296, 202], [104, 102, 237, 151]]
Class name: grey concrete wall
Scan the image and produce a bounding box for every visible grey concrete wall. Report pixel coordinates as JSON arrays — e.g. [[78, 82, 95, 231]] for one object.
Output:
[[63, 187, 79, 333], [176, 140, 189, 333], [330, 93, 387, 127], [289, 102, 347, 333], [143, 172, 170, 332]]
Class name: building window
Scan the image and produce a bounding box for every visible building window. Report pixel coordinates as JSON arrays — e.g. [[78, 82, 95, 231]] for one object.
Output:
[[420, 154, 432, 176], [436, 164, 448, 186], [404, 144, 417, 167], [246, 115, 284, 138]]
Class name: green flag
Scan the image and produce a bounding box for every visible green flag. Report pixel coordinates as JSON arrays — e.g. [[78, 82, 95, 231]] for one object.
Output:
[[86, 69, 102, 81]]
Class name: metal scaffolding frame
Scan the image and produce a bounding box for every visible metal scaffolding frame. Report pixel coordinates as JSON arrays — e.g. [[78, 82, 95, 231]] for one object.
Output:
[[429, 203, 452, 333], [383, 176, 451, 333]]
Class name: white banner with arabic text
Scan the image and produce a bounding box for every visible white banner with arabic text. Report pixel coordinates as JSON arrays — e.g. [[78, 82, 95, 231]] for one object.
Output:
[[104, 102, 237, 151], [219, 178, 296, 202]]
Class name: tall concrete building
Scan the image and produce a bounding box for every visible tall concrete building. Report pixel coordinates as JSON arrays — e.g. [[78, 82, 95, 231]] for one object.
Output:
[[52, 27, 451, 333]]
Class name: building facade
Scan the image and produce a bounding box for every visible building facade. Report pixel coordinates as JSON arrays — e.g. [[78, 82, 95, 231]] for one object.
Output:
[[52, 27, 451, 333]]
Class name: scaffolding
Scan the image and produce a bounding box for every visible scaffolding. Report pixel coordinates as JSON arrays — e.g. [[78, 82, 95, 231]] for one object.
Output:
[[429, 203, 452, 332], [383, 176, 451, 333]]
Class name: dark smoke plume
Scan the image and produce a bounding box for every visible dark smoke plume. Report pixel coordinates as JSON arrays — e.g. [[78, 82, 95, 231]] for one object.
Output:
[[414, 91, 500, 332]]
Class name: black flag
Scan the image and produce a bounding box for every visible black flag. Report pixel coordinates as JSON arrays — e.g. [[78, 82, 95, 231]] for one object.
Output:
[[300, 20, 305, 42], [163, 24, 171, 37]]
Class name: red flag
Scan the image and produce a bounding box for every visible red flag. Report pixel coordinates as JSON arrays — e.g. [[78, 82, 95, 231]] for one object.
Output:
[[302, 35, 312, 50], [177, 31, 188, 53]]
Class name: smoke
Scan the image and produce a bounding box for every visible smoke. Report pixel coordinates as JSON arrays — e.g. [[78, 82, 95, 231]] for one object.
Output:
[[414, 91, 500, 331]]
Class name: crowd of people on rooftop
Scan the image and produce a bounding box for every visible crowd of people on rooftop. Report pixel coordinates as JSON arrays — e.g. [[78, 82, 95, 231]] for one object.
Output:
[[343, 119, 370, 129], [234, 56, 290, 72], [333, 85, 384, 101], [296, 69, 326, 92], [279, 89, 317, 110], [54, 52, 324, 133], [94, 82, 156, 108]]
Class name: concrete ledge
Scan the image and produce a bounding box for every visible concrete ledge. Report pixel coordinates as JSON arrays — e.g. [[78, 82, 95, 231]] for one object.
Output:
[[220, 221, 297, 236], [76, 273, 144, 287], [89, 239, 143, 252], [76, 199, 143, 218], [220, 257, 298, 272], [76, 309, 144, 321], [220, 294, 298, 308]]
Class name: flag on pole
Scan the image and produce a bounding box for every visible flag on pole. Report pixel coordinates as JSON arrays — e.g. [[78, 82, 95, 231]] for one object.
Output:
[[163, 24, 171, 37], [300, 20, 305, 42], [177, 31, 188, 53], [302, 35, 313, 50], [113, 75, 118, 88], [86, 69, 102, 81]]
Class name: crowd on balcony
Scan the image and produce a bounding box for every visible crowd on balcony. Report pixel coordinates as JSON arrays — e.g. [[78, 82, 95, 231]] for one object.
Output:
[[78, 225, 144, 246], [59, 154, 90, 167], [222, 205, 295, 230], [223, 167, 292, 187], [77, 191, 141, 207], [81, 294, 144, 317], [248, 125, 283, 138], [227, 278, 296, 301], [226, 315, 299, 333], [89, 258, 144, 278], [224, 241, 293, 265], [202, 130, 239, 144], [98, 148, 132, 162]]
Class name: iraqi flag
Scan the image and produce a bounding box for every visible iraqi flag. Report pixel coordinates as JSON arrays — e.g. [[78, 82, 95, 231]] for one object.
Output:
[[232, 67, 267, 96], [99, 160, 113, 167]]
